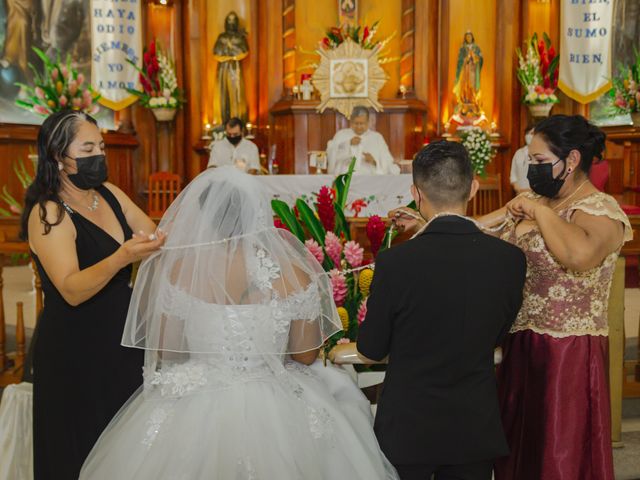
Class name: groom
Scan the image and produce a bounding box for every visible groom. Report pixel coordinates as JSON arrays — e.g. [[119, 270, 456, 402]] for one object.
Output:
[[357, 141, 526, 480]]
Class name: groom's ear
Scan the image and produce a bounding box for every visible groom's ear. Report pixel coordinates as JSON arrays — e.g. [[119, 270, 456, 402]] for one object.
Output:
[[410, 184, 420, 204], [468, 179, 479, 202]]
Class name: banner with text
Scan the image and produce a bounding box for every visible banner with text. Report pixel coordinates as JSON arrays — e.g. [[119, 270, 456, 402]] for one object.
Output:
[[559, 0, 613, 104], [91, 0, 142, 111]]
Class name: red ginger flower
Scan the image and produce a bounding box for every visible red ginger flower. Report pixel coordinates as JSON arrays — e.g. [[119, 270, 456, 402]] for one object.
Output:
[[329, 269, 348, 306], [357, 299, 368, 325], [305, 239, 324, 264], [274, 218, 289, 231], [316, 186, 335, 232], [366, 215, 386, 257]]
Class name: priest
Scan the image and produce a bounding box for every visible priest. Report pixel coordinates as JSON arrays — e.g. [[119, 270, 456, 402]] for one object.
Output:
[[326, 106, 400, 175]]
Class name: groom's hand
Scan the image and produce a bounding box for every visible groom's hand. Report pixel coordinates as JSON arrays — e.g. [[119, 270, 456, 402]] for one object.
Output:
[[388, 207, 425, 233]]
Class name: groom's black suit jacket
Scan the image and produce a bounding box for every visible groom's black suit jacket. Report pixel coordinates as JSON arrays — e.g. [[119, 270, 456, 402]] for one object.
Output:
[[358, 216, 526, 467]]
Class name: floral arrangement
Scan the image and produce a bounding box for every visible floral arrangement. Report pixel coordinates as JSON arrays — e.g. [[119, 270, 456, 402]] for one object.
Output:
[[516, 33, 559, 105], [15, 47, 100, 116], [459, 127, 495, 177], [610, 48, 640, 114], [321, 21, 381, 50], [127, 40, 183, 109], [272, 159, 393, 353]]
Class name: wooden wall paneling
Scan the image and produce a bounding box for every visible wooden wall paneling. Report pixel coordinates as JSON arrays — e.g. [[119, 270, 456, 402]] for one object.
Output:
[[605, 140, 624, 196], [294, 114, 309, 173], [0, 125, 138, 202], [103, 132, 139, 197], [605, 127, 640, 204]]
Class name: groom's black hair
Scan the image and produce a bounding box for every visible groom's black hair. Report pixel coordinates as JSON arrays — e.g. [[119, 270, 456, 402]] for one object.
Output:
[[412, 140, 473, 207]]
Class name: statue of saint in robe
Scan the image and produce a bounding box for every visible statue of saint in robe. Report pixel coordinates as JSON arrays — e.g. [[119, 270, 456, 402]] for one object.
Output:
[[213, 12, 248, 125], [452, 31, 484, 123]]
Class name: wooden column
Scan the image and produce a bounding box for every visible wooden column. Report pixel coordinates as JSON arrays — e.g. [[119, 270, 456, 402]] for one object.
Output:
[[494, 0, 522, 200], [400, 0, 416, 94], [282, 0, 296, 92]]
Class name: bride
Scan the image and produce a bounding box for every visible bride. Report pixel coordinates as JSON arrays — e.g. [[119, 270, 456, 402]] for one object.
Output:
[[80, 166, 398, 479]]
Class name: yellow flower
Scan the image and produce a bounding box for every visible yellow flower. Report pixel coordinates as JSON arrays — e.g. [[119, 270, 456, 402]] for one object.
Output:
[[337, 307, 349, 331], [47, 100, 56, 108], [359, 268, 374, 296], [56, 81, 63, 95]]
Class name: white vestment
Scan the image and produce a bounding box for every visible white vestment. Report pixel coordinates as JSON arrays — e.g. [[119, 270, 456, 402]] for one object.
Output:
[[509, 145, 530, 190], [208, 138, 260, 172], [327, 128, 399, 175]]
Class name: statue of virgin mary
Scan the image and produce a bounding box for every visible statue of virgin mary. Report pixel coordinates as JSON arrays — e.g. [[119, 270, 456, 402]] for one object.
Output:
[[452, 31, 484, 122]]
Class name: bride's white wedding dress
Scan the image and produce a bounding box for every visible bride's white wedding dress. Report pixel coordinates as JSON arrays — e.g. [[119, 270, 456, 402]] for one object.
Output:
[[80, 166, 398, 479], [81, 285, 396, 479]]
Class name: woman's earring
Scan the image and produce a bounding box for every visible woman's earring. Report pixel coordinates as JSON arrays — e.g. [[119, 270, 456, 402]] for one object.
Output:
[[58, 162, 64, 171]]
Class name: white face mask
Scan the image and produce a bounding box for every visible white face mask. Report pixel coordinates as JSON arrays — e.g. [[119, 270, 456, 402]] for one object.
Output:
[[525, 132, 533, 145]]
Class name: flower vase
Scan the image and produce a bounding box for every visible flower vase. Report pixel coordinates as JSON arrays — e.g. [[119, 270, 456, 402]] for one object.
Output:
[[632, 112, 640, 127], [528, 103, 553, 119], [151, 107, 177, 122]]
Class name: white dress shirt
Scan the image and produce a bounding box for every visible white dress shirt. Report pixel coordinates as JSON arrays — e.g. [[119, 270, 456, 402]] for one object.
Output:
[[326, 128, 400, 175], [510, 145, 530, 190], [208, 138, 260, 172]]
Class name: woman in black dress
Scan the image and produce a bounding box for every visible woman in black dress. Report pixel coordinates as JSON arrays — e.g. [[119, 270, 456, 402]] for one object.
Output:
[[23, 110, 166, 479]]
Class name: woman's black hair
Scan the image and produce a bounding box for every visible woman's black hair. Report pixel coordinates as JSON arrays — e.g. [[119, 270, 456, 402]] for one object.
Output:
[[20, 110, 97, 239], [533, 114, 606, 174]]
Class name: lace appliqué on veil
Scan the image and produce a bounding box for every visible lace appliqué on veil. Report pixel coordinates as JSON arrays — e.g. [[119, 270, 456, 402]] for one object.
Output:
[[250, 249, 281, 292]]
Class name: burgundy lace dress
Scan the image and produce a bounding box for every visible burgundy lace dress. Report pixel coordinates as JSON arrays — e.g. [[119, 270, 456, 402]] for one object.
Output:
[[494, 192, 631, 480]]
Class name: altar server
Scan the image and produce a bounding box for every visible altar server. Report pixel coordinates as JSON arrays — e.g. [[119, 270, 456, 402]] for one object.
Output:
[[208, 117, 260, 174], [327, 106, 400, 175]]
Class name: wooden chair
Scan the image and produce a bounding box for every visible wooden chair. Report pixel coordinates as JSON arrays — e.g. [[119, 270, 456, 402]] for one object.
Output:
[[0, 252, 43, 387], [471, 173, 503, 216], [148, 172, 182, 219]]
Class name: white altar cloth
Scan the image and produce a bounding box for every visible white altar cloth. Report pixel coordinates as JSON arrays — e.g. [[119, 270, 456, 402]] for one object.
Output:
[[257, 174, 413, 217]]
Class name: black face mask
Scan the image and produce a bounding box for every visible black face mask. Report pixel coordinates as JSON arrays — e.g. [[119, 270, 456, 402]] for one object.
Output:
[[227, 135, 242, 146], [66, 154, 108, 190], [527, 159, 566, 198]]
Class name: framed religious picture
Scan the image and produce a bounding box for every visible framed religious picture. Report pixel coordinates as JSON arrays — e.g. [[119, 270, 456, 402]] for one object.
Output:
[[330, 59, 368, 98], [0, 0, 113, 126]]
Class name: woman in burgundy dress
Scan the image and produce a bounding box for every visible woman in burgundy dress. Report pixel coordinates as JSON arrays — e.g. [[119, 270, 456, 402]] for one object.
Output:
[[484, 115, 631, 480]]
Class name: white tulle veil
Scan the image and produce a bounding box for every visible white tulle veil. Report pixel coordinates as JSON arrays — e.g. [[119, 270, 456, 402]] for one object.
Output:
[[122, 166, 341, 376]]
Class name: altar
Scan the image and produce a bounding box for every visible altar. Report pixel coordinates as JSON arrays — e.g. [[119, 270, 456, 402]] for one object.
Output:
[[258, 174, 413, 217]]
